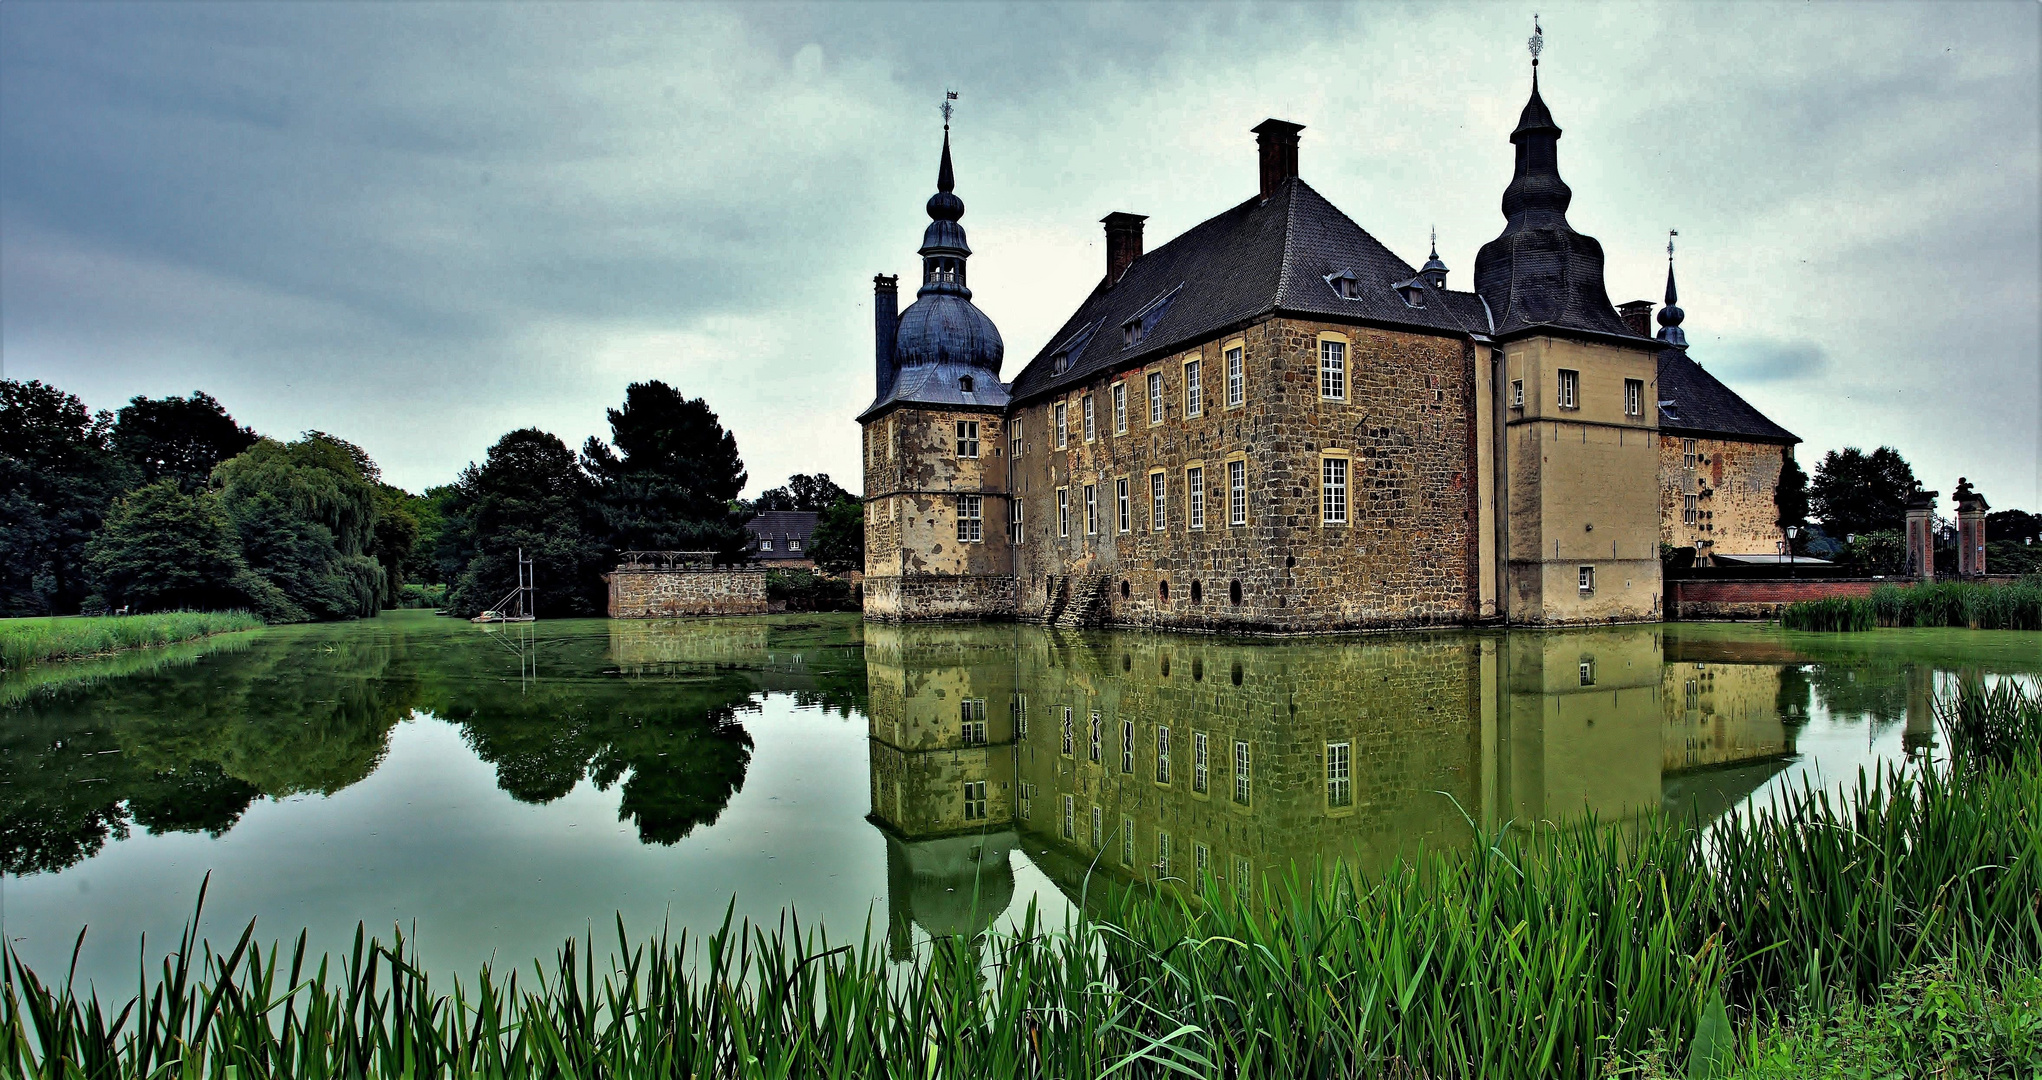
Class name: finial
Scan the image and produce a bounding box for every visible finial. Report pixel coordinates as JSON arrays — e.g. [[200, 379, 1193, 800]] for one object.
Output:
[[941, 89, 956, 129], [1656, 229, 1686, 345], [1668, 228, 1677, 260], [1528, 14, 1543, 69], [1430, 225, 1439, 257]]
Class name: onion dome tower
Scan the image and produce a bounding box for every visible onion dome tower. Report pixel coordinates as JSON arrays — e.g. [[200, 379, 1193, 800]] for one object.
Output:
[[1656, 234, 1687, 347], [1418, 227, 1449, 289]]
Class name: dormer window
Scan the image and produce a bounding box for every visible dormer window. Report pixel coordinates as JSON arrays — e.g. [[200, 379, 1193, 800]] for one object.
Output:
[[1324, 270, 1363, 301], [1391, 276, 1426, 308], [1121, 319, 1140, 347], [959, 375, 975, 393], [1119, 286, 1183, 351], [1052, 353, 1069, 375]]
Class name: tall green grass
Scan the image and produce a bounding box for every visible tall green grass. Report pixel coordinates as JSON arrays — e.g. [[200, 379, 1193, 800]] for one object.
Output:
[[1781, 579, 2042, 632], [6, 693, 2039, 1079], [0, 612, 263, 672]]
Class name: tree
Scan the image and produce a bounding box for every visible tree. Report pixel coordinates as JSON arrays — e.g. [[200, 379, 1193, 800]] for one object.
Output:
[[1775, 451, 1809, 539], [0, 380, 126, 615], [84, 481, 293, 616], [752, 473, 852, 514], [808, 497, 865, 575], [1987, 509, 2039, 545], [112, 391, 257, 492], [446, 428, 608, 617], [1809, 446, 1917, 540], [582, 382, 749, 559], [214, 436, 386, 620]]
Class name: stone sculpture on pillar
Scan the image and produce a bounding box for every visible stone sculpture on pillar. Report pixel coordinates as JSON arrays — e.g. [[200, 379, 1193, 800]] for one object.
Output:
[[1953, 478, 1989, 578], [1903, 484, 1939, 583]]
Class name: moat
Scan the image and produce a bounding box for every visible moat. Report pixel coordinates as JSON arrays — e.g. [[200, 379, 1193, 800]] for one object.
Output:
[[4, 611, 2035, 991]]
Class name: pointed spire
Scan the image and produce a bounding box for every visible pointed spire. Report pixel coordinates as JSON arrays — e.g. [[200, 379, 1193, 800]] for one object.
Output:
[[1419, 225, 1449, 288], [936, 129, 955, 195], [1656, 230, 1687, 347]]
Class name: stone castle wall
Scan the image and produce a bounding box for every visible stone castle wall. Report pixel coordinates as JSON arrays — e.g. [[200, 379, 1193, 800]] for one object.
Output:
[[862, 406, 1016, 619], [606, 568, 768, 618], [1659, 435, 1789, 558]]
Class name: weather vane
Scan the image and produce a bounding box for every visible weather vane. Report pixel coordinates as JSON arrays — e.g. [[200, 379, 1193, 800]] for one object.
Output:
[[1668, 228, 1678, 259], [1528, 14, 1543, 67], [941, 89, 957, 128]]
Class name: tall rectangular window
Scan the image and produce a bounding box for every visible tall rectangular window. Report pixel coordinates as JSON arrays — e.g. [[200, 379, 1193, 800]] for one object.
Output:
[[1062, 795, 1075, 839], [1186, 466, 1205, 529], [1057, 487, 1069, 538], [1579, 565, 1596, 594], [1116, 478, 1131, 533], [1121, 816, 1135, 865], [1326, 742, 1351, 808], [1019, 782, 1033, 820], [1083, 483, 1097, 535], [1183, 360, 1203, 417], [1150, 472, 1166, 531], [1011, 418, 1023, 458], [1088, 711, 1101, 764], [1156, 832, 1171, 877], [1228, 460, 1246, 526], [1556, 369, 1579, 409], [1061, 706, 1073, 756], [1321, 457, 1348, 524], [1194, 842, 1210, 878], [1147, 371, 1164, 425], [1512, 380, 1524, 408], [1122, 718, 1134, 774], [1320, 339, 1347, 400], [1624, 378, 1643, 417], [1225, 346, 1244, 408], [956, 420, 979, 458], [1055, 402, 1068, 448], [1009, 498, 1024, 544], [1083, 395, 1096, 442], [962, 780, 986, 821], [1235, 856, 1253, 896], [1156, 725, 1171, 784], [1013, 694, 1027, 736], [1111, 382, 1128, 434], [960, 698, 986, 745], [1193, 732, 1209, 793], [956, 494, 983, 542], [1233, 740, 1251, 804], [1682, 439, 1697, 470], [1683, 494, 1699, 524], [1090, 806, 1103, 849]]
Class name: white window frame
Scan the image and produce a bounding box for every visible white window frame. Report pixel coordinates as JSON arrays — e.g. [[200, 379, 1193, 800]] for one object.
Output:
[[1121, 717, 1134, 774], [1578, 564, 1596, 594], [1061, 706, 1074, 756], [1083, 483, 1097, 535], [1149, 472, 1167, 532], [1056, 487, 1069, 538], [1233, 740, 1251, 804], [1062, 794, 1075, 838], [1089, 711, 1102, 764], [1579, 657, 1597, 686], [1625, 378, 1642, 417], [1326, 741, 1351, 808], [1011, 418, 1023, 458], [1111, 382, 1128, 434], [1156, 831, 1171, 877], [1557, 368, 1579, 410], [1227, 460, 1246, 526], [1683, 494, 1699, 525], [1090, 805, 1103, 849], [1083, 395, 1096, 442], [956, 419, 980, 458], [957, 494, 983, 543], [1010, 498, 1024, 544], [1116, 477, 1131, 533], [1186, 465, 1205, 530], [1121, 815, 1135, 865], [1682, 438, 1697, 471], [1147, 372, 1165, 425], [960, 698, 987, 745], [1225, 346, 1244, 408], [1320, 339, 1347, 401], [1321, 456, 1349, 525], [1156, 725, 1171, 784], [963, 780, 986, 821], [1183, 359, 1203, 417], [1054, 402, 1068, 448], [1193, 732, 1209, 793], [759, 537, 775, 551], [1512, 380, 1524, 408]]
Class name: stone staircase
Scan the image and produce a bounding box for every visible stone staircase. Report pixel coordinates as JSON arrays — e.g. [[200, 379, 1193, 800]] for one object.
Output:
[[1053, 575, 1110, 630]]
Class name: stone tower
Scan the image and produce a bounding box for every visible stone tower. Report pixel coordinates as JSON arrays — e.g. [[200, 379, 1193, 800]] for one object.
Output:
[[1474, 62, 1664, 622], [858, 122, 1016, 620]]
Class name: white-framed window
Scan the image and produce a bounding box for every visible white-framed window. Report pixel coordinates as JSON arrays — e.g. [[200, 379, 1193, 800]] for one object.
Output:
[[1089, 711, 1102, 764], [1061, 706, 1073, 756], [1235, 856, 1252, 896], [1156, 831, 1171, 877], [1062, 794, 1075, 839], [1319, 339, 1347, 400], [1557, 369, 1579, 409], [1194, 842, 1210, 878], [1321, 456, 1349, 524], [1083, 395, 1096, 442], [788, 539, 802, 552], [1121, 816, 1135, 865], [1011, 418, 1023, 458], [962, 780, 986, 821], [1183, 359, 1203, 417], [1090, 805, 1103, 849], [1054, 402, 1068, 448], [1013, 694, 1027, 736], [1225, 346, 1244, 408], [961, 698, 987, 744], [956, 494, 982, 542], [1682, 438, 1697, 471], [1326, 742, 1351, 808], [1121, 717, 1134, 774], [1111, 382, 1128, 434], [1057, 487, 1069, 538], [1579, 565, 1596, 594], [1149, 472, 1166, 531], [957, 419, 979, 458], [1010, 498, 1025, 544], [1228, 460, 1246, 526], [1193, 732, 1209, 793], [1683, 494, 1699, 525], [1116, 478, 1131, 533], [1512, 380, 1524, 408], [1156, 725, 1171, 784], [1579, 657, 1597, 686], [1147, 371, 1165, 425], [1186, 465, 1205, 529], [1233, 740, 1251, 804], [759, 537, 775, 551], [1625, 379, 1643, 417], [1083, 483, 1098, 535], [1019, 782, 1033, 820]]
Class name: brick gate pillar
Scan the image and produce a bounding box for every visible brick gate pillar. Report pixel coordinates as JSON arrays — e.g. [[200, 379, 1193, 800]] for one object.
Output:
[[1903, 486, 1938, 583], [1952, 478, 1988, 577]]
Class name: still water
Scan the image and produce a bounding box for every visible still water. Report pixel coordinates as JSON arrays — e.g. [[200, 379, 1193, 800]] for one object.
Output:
[[3, 612, 2035, 992]]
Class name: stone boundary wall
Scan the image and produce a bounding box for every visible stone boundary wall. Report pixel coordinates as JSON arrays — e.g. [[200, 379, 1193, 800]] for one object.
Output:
[[607, 568, 768, 618], [1669, 578, 1887, 620], [864, 574, 1018, 622]]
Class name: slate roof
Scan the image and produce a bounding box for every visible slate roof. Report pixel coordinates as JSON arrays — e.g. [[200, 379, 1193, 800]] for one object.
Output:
[[745, 511, 818, 561], [1007, 177, 1491, 406], [1656, 348, 1799, 445]]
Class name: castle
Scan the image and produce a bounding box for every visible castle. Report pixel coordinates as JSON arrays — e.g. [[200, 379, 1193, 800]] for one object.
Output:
[[858, 57, 1798, 631]]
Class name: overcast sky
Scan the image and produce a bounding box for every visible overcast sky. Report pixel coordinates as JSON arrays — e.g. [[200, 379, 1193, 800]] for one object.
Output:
[[4, 1, 2037, 507]]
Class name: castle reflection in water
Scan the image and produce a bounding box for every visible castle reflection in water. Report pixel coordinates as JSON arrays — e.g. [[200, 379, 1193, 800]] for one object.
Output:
[[858, 623, 1931, 955]]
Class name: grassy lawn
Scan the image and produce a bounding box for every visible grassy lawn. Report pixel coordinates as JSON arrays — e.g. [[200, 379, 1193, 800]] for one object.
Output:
[[0, 611, 263, 671]]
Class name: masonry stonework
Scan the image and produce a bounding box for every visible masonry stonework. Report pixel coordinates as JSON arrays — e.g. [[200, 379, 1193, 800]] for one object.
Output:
[[1659, 436, 1788, 558], [606, 568, 768, 618]]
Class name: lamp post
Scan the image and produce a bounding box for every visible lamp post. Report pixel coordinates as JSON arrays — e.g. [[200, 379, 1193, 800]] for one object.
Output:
[[1785, 525, 1800, 579]]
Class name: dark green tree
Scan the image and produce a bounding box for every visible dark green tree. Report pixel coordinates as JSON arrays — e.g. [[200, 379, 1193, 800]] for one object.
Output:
[[808, 497, 865, 575], [1809, 446, 1917, 540], [84, 481, 291, 616], [582, 382, 749, 559], [447, 428, 608, 616], [215, 436, 386, 619], [0, 380, 127, 615], [1987, 509, 2039, 545], [1775, 451, 1809, 541], [112, 391, 257, 492], [751, 473, 852, 514]]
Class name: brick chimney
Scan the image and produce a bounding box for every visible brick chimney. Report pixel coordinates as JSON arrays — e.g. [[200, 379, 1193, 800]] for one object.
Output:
[[873, 274, 899, 398], [1101, 212, 1147, 285], [1251, 119, 1304, 200], [1618, 300, 1653, 338]]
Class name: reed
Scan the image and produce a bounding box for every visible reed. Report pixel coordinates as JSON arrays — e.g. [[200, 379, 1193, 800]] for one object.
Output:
[[6, 694, 2039, 1079], [0, 612, 263, 672], [1780, 579, 2042, 632]]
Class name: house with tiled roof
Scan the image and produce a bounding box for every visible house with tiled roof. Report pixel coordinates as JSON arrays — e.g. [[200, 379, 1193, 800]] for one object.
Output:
[[857, 51, 1794, 630], [745, 511, 818, 568]]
